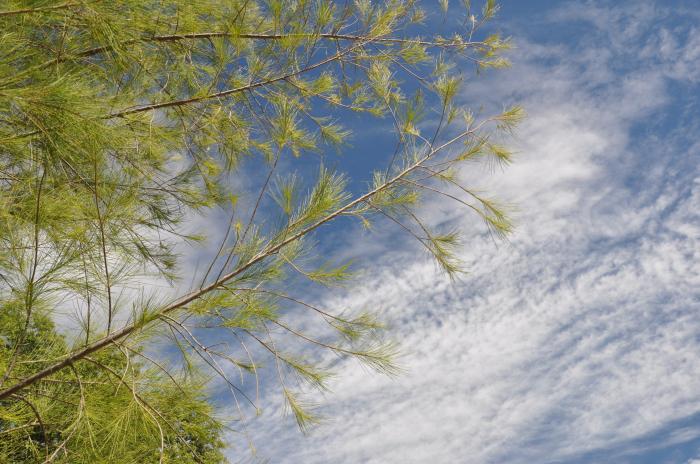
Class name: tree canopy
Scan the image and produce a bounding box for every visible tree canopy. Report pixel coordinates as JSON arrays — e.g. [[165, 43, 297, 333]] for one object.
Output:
[[0, 0, 519, 461]]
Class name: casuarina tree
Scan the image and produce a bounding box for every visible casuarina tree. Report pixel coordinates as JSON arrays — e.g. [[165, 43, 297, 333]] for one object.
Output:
[[0, 0, 520, 461]]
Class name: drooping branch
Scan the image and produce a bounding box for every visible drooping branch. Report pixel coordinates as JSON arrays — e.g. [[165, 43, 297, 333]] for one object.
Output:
[[11, 394, 49, 461]]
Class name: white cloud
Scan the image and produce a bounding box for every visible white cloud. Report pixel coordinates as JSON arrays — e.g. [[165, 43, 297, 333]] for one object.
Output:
[[229, 2, 700, 463]]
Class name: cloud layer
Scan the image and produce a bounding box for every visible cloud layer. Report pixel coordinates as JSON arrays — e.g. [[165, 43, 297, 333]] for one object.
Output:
[[237, 2, 700, 463]]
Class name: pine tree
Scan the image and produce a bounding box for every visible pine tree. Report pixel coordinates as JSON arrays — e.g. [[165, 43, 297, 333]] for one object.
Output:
[[0, 0, 520, 461]]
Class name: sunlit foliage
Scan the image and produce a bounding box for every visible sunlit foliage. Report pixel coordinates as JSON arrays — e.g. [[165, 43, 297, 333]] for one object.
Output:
[[0, 0, 519, 461]]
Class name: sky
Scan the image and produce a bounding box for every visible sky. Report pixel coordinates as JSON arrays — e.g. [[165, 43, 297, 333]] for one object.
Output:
[[216, 1, 700, 463]]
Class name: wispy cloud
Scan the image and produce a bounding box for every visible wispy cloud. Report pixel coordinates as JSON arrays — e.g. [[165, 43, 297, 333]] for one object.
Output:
[[237, 2, 700, 463]]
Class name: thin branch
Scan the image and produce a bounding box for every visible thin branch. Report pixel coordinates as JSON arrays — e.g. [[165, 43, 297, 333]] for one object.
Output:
[[159, 314, 256, 409], [270, 319, 386, 361], [0, 422, 39, 436], [92, 156, 113, 333], [230, 287, 349, 324], [12, 394, 49, 461], [20, 31, 483, 74], [0, 168, 46, 389], [82, 357, 173, 464], [213, 147, 281, 285], [4, 39, 369, 141], [0, 2, 79, 17], [45, 364, 86, 463], [116, 343, 185, 394], [109, 40, 369, 118], [0, 119, 490, 401]]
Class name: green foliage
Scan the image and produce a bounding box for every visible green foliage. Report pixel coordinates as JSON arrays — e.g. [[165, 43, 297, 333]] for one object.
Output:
[[0, 305, 225, 463], [0, 0, 520, 460]]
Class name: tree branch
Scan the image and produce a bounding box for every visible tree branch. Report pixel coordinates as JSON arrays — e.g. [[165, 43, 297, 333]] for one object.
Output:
[[0, 119, 490, 401], [108, 39, 368, 118], [67, 32, 485, 62], [0, 2, 79, 17]]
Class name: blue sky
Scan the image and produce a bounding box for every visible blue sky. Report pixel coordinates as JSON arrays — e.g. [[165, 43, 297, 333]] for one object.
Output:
[[209, 1, 700, 462]]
